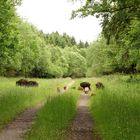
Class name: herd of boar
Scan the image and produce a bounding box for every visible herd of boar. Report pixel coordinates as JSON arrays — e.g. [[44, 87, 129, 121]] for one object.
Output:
[[16, 79, 104, 93], [79, 81, 104, 90], [16, 79, 38, 87]]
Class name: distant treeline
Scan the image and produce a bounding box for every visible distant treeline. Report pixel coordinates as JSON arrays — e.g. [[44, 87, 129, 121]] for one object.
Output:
[[0, 0, 140, 78], [0, 18, 88, 78]]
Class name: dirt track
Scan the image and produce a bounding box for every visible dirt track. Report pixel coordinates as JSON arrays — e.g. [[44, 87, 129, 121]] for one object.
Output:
[[67, 93, 101, 140], [0, 103, 42, 140]]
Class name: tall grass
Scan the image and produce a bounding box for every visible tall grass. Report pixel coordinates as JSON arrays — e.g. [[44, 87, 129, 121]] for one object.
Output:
[[26, 90, 80, 140], [90, 75, 140, 140], [0, 77, 71, 130]]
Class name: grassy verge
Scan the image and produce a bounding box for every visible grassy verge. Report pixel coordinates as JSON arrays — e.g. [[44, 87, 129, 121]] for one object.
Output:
[[0, 77, 71, 130], [26, 90, 80, 140], [90, 75, 140, 140]]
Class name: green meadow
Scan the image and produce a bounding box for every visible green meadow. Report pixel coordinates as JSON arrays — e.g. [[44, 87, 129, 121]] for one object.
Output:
[[0, 77, 71, 130], [0, 75, 140, 140], [90, 75, 140, 140]]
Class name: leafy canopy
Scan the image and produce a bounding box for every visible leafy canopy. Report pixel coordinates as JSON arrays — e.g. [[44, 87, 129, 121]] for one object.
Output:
[[71, 0, 140, 43]]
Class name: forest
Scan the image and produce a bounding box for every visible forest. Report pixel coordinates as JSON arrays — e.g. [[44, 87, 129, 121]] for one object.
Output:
[[0, 0, 140, 78]]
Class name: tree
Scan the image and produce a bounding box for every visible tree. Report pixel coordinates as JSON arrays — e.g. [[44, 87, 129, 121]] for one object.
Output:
[[17, 20, 46, 77], [45, 46, 69, 78], [85, 41, 89, 48], [67, 52, 87, 77], [71, 0, 140, 75], [32, 46, 52, 78], [0, 0, 21, 75], [78, 40, 85, 48], [71, 0, 140, 43], [87, 38, 113, 76], [45, 32, 78, 48], [113, 19, 140, 73]]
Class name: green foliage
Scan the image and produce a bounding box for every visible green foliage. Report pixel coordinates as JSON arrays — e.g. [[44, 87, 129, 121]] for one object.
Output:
[[17, 20, 45, 77], [136, 63, 140, 72], [0, 1, 88, 78], [45, 32, 77, 48], [0, 0, 20, 75], [47, 47, 68, 78], [71, 0, 140, 43], [86, 34, 140, 77], [45, 32, 89, 48], [86, 37, 116, 76], [71, 0, 140, 76], [1, 0, 139, 78], [67, 51, 87, 78]]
